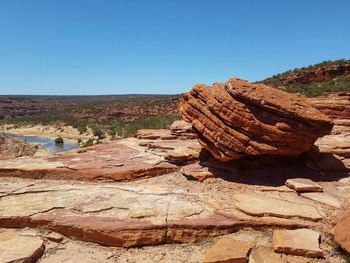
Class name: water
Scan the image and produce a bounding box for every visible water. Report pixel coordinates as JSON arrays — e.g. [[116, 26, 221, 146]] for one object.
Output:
[[1, 132, 80, 153]]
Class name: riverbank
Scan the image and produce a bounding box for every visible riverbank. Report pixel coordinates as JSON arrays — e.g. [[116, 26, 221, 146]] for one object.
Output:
[[0, 124, 93, 142]]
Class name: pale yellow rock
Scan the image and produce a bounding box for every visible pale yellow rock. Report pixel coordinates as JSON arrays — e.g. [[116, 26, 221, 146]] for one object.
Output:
[[233, 193, 322, 222], [273, 229, 323, 258], [285, 178, 323, 192], [301, 192, 341, 208], [0, 231, 45, 263], [203, 237, 252, 263], [43, 232, 64, 243], [249, 246, 286, 263]]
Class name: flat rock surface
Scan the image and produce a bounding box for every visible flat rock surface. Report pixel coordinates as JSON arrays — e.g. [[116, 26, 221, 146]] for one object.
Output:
[[249, 247, 286, 263], [0, 230, 45, 263], [0, 137, 190, 182], [0, 172, 348, 261], [0, 173, 331, 248], [203, 237, 252, 263], [273, 229, 323, 258], [301, 192, 341, 208], [333, 208, 350, 254], [233, 193, 323, 222]]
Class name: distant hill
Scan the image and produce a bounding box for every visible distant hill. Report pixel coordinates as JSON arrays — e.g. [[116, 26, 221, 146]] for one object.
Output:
[[258, 59, 350, 97]]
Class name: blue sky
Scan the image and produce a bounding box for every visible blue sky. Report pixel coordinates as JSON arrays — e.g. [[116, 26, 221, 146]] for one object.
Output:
[[0, 0, 349, 95]]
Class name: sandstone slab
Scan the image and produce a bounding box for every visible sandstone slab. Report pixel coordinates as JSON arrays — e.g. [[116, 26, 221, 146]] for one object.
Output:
[[273, 229, 323, 258], [179, 78, 333, 161], [301, 192, 341, 208], [285, 178, 322, 192], [233, 193, 322, 222], [311, 92, 350, 120], [203, 237, 252, 263], [170, 120, 197, 139], [136, 129, 177, 140], [0, 231, 45, 263], [0, 176, 312, 248], [0, 137, 179, 182], [249, 246, 286, 263], [333, 208, 350, 254]]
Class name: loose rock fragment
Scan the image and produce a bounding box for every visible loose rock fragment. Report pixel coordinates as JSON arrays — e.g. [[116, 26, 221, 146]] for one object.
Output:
[[249, 246, 286, 263], [333, 208, 350, 254], [0, 231, 45, 262], [285, 178, 323, 192], [273, 229, 323, 258], [203, 237, 252, 263]]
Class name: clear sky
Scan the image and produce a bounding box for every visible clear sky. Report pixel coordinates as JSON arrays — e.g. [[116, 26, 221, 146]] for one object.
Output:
[[0, 0, 349, 95]]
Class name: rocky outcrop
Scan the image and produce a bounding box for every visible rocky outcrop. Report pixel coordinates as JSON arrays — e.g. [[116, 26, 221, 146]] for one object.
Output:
[[170, 120, 197, 139], [179, 78, 333, 161], [0, 176, 320, 248], [311, 92, 350, 120], [278, 63, 350, 85], [0, 134, 37, 160]]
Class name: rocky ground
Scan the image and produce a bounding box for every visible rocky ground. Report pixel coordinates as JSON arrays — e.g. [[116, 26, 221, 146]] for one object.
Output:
[[0, 87, 349, 262]]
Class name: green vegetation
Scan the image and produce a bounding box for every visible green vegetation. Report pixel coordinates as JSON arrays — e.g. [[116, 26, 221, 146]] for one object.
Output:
[[283, 75, 350, 97], [82, 138, 94, 147], [0, 95, 180, 138], [259, 59, 350, 97], [55, 137, 64, 145]]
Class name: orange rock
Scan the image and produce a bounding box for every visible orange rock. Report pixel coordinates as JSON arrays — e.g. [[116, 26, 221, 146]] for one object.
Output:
[[203, 237, 252, 263], [273, 229, 323, 258], [333, 208, 350, 254], [311, 92, 350, 120], [179, 78, 333, 161]]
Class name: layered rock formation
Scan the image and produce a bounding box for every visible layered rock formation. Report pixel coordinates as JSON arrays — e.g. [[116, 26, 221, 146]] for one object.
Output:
[[311, 92, 350, 120], [0, 134, 37, 160], [179, 78, 333, 161]]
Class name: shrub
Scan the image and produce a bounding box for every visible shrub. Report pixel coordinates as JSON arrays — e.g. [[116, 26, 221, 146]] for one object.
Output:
[[83, 138, 94, 147], [77, 126, 87, 134], [55, 137, 64, 145], [93, 127, 105, 139]]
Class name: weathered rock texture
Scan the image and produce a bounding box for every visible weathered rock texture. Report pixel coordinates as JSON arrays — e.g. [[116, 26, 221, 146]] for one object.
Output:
[[0, 231, 45, 262], [333, 208, 350, 254], [273, 229, 323, 258], [170, 120, 197, 139], [0, 176, 321, 248], [179, 78, 333, 161], [0, 134, 37, 160], [311, 92, 350, 120]]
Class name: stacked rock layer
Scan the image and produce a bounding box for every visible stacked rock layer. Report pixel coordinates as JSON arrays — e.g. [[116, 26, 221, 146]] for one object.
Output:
[[179, 78, 333, 161]]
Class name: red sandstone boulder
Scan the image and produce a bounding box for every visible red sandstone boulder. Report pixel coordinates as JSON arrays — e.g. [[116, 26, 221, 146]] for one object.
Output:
[[179, 78, 333, 161]]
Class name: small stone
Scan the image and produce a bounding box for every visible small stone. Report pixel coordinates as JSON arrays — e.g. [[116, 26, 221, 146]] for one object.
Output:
[[43, 232, 64, 243], [273, 229, 323, 258], [203, 237, 252, 263], [285, 178, 323, 192], [0, 231, 45, 262], [249, 246, 286, 263]]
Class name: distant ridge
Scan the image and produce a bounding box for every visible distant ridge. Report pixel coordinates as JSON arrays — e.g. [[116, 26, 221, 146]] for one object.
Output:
[[258, 59, 350, 97]]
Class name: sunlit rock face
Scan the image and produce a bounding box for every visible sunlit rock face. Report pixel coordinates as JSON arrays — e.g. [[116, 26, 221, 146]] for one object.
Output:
[[180, 78, 333, 161]]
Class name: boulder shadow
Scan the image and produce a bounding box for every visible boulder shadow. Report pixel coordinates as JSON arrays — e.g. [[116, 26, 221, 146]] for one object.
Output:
[[200, 152, 348, 187]]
